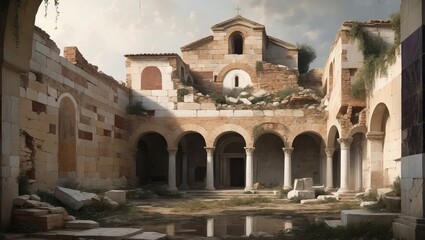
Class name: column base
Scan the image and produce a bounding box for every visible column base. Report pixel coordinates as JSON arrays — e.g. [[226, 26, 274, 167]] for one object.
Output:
[[393, 215, 425, 240], [337, 188, 355, 193], [283, 186, 292, 191], [325, 187, 335, 192], [168, 186, 178, 192], [179, 184, 189, 190], [205, 186, 215, 190], [244, 187, 252, 191]]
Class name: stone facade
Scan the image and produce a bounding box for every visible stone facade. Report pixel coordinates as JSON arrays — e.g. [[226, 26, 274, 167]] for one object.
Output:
[[18, 27, 131, 190]]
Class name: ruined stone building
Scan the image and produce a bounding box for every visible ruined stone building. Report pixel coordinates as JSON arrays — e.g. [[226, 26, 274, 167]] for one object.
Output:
[[1, 1, 405, 227], [18, 15, 401, 195]]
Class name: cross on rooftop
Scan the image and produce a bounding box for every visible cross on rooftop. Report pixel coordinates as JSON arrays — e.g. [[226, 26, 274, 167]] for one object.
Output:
[[235, 6, 241, 15]]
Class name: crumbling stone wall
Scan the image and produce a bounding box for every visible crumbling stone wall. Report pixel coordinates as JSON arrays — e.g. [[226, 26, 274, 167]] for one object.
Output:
[[19, 27, 131, 190]]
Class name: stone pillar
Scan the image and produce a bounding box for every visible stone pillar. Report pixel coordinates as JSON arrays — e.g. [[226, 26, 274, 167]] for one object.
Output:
[[325, 148, 335, 191], [167, 148, 178, 192], [393, 1, 425, 239], [244, 147, 255, 191], [337, 137, 352, 193], [366, 131, 385, 191], [180, 152, 189, 190], [283, 147, 294, 190], [205, 147, 215, 190], [245, 216, 254, 236], [207, 218, 214, 237]]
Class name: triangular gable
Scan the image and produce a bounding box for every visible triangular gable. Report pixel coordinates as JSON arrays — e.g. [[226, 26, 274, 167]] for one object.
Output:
[[267, 36, 298, 50], [180, 35, 214, 51], [211, 15, 265, 31]]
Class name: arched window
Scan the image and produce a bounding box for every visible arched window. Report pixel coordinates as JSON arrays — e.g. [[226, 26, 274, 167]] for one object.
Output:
[[234, 76, 239, 87], [141, 66, 162, 90], [229, 32, 244, 55]]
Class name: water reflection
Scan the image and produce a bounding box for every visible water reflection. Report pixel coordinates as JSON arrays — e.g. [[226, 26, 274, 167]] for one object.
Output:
[[142, 215, 292, 238]]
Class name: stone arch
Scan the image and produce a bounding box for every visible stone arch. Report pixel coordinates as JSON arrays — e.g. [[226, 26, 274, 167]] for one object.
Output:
[[130, 125, 174, 149], [287, 127, 326, 147], [252, 122, 288, 146], [228, 31, 244, 54], [348, 125, 367, 138], [57, 95, 78, 180], [367, 102, 390, 189], [216, 63, 258, 87], [173, 124, 208, 147], [141, 66, 162, 90], [292, 131, 327, 184], [369, 103, 390, 132], [208, 124, 251, 147], [327, 125, 341, 148]]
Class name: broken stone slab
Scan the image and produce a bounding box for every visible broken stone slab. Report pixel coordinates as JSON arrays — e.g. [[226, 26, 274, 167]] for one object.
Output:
[[54, 186, 98, 210], [360, 201, 378, 208], [102, 196, 119, 208], [13, 195, 30, 207], [30, 194, 41, 201], [226, 96, 238, 104], [105, 190, 126, 204], [239, 98, 252, 105], [66, 220, 100, 229], [377, 188, 392, 198], [317, 195, 338, 201], [250, 231, 274, 238], [287, 190, 315, 200], [253, 89, 267, 98], [300, 199, 323, 204], [24, 200, 46, 208], [74, 227, 144, 240], [129, 232, 167, 240], [12, 208, 49, 216], [355, 192, 366, 199]]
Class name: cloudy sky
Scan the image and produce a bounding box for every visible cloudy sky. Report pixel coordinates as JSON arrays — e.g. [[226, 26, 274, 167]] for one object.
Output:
[[35, 0, 400, 82]]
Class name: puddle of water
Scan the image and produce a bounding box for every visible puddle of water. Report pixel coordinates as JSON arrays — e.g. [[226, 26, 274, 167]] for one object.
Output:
[[140, 215, 295, 238]]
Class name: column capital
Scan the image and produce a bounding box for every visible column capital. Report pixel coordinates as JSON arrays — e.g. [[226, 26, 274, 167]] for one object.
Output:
[[167, 148, 178, 154], [366, 131, 385, 140], [337, 137, 353, 149], [204, 146, 215, 154], [244, 147, 255, 155], [283, 147, 294, 155], [325, 148, 335, 157]]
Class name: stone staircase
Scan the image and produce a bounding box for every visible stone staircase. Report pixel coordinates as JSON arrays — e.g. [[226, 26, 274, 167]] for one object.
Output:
[[332, 192, 358, 202], [181, 189, 280, 200]]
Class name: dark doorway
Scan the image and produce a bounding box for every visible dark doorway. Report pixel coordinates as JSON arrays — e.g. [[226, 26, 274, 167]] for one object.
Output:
[[230, 158, 245, 187]]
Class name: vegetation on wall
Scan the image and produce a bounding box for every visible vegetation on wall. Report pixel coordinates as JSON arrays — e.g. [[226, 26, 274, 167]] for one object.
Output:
[[276, 87, 299, 100], [126, 101, 146, 115], [297, 43, 317, 74], [177, 88, 189, 102], [349, 12, 400, 98]]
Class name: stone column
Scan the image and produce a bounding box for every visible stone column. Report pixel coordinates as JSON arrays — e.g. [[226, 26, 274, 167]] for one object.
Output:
[[207, 218, 214, 237], [366, 131, 384, 191], [325, 148, 335, 191], [245, 216, 254, 236], [167, 148, 178, 192], [244, 147, 255, 191], [393, 1, 425, 239], [180, 152, 189, 190], [205, 147, 215, 190], [283, 147, 294, 190], [337, 138, 352, 193]]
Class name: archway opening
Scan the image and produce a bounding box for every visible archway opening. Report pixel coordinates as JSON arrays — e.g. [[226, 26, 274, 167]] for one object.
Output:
[[229, 32, 244, 55], [215, 132, 246, 188], [58, 97, 77, 180], [136, 132, 168, 185], [177, 132, 206, 189], [292, 132, 325, 185], [254, 133, 285, 188]]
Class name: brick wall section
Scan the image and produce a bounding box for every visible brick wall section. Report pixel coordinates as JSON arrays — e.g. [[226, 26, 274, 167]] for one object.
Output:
[[259, 62, 298, 91], [20, 27, 132, 190]]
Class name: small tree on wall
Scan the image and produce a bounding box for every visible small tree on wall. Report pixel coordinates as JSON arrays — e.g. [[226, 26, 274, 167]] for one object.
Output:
[[297, 43, 317, 74]]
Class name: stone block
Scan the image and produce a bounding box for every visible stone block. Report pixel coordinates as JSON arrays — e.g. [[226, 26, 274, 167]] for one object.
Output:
[[360, 201, 378, 208], [317, 195, 338, 202], [300, 199, 323, 204], [197, 110, 220, 117], [74, 227, 144, 239], [172, 110, 197, 117], [12, 209, 49, 216], [13, 195, 30, 207], [200, 102, 216, 110], [129, 232, 167, 240], [293, 179, 304, 190], [54, 186, 98, 210], [341, 209, 398, 226], [177, 102, 200, 110], [377, 188, 393, 198], [234, 110, 254, 117], [287, 190, 315, 200], [220, 110, 234, 117], [102, 196, 119, 208], [66, 220, 99, 229], [12, 213, 64, 231], [303, 178, 314, 190], [105, 190, 126, 204], [183, 94, 194, 102]]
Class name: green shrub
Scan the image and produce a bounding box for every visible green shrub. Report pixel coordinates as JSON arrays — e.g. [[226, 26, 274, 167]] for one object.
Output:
[[298, 43, 317, 74], [255, 61, 263, 73], [177, 88, 190, 102], [127, 101, 146, 115], [276, 87, 299, 100], [17, 174, 31, 195], [289, 196, 301, 203], [210, 91, 226, 104], [350, 77, 366, 99], [392, 176, 401, 197]]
